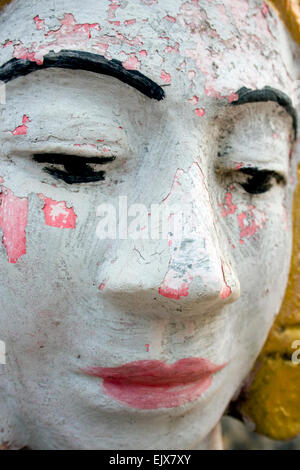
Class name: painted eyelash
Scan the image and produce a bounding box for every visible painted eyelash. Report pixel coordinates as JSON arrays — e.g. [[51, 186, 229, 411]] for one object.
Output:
[[237, 168, 285, 194], [33, 153, 116, 184], [216, 165, 285, 195]]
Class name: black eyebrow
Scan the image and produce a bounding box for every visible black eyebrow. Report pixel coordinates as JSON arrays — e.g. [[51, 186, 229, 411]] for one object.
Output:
[[0, 49, 165, 101], [232, 86, 297, 137]]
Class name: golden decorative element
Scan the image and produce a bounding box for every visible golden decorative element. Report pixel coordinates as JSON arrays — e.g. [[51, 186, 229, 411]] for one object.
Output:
[[239, 166, 300, 440], [0, 442, 10, 450], [267, 0, 300, 45], [0, 0, 13, 10]]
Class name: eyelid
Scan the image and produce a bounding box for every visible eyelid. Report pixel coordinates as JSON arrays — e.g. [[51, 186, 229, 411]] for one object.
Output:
[[215, 163, 288, 183], [33, 153, 116, 165], [238, 167, 286, 183], [32, 152, 117, 185], [231, 87, 298, 139], [5, 140, 125, 160]]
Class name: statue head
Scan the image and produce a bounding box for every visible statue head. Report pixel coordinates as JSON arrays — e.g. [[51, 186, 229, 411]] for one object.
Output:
[[0, 0, 299, 449]]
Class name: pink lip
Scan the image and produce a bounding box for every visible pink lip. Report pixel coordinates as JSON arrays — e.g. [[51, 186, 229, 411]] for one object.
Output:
[[83, 358, 226, 409]]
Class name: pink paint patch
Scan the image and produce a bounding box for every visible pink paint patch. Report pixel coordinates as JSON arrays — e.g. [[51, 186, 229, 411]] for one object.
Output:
[[10, 13, 103, 65], [11, 115, 31, 136], [237, 206, 266, 241], [238, 213, 252, 238], [122, 55, 140, 70], [139, 49, 147, 56], [220, 264, 232, 299], [164, 15, 176, 23], [188, 95, 199, 105], [195, 108, 205, 117], [3, 40, 13, 48], [165, 45, 178, 54], [261, 1, 270, 17], [46, 13, 101, 42], [38, 194, 77, 229], [227, 92, 239, 103], [219, 192, 237, 217], [99, 282, 106, 291], [0, 187, 28, 264], [160, 70, 171, 84], [234, 162, 243, 170], [124, 19, 136, 26], [220, 285, 231, 299], [159, 282, 190, 300], [33, 15, 45, 30], [13, 43, 43, 65], [204, 86, 221, 99], [107, 0, 121, 20]]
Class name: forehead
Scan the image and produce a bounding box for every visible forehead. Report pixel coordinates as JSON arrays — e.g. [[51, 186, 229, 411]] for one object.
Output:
[[0, 0, 296, 102]]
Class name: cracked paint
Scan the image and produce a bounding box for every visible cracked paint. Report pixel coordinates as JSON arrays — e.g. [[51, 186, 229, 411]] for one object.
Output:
[[0, 0, 285, 106], [124, 19, 136, 26], [238, 206, 267, 242], [122, 54, 140, 71], [159, 163, 233, 301], [164, 15, 176, 23], [188, 95, 199, 105], [160, 70, 171, 83], [11, 115, 31, 136], [0, 186, 28, 264], [38, 194, 77, 229], [219, 192, 237, 217], [33, 15, 45, 31], [195, 108, 205, 117]]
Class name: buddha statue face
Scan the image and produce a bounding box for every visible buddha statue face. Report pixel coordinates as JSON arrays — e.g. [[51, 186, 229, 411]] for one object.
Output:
[[0, 0, 299, 450]]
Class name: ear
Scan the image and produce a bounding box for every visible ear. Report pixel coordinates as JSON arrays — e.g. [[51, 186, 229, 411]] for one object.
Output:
[[229, 163, 300, 440]]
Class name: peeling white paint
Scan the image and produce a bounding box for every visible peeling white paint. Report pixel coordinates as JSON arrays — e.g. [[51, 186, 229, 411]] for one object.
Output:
[[0, 0, 299, 450]]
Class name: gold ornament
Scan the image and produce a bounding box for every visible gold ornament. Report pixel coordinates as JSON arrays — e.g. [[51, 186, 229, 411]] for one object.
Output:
[[267, 0, 300, 45]]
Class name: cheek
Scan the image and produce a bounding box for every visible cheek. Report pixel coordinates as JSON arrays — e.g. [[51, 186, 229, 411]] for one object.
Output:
[[218, 189, 268, 247], [0, 180, 78, 265], [218, 188, 291, 304], [219, 186, 288, 248], [219, 197, 292, 369]]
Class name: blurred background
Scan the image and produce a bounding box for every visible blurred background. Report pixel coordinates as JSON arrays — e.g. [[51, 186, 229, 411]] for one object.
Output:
[[222, 416, 300, 450]]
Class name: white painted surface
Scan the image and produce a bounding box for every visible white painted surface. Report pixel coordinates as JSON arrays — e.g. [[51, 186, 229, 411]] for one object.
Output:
[[0, 0, 299, 450]]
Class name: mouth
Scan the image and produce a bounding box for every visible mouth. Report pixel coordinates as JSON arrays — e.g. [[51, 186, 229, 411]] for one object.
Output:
[[83, 358, 226, 409]]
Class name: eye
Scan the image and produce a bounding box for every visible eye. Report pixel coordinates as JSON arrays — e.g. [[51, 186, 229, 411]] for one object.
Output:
[[238, 168, 285, 194], [33, 153, 116, 184]]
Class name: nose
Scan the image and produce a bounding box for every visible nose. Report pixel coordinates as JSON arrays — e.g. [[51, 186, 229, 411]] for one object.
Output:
[[98, 162, 240, 316]]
